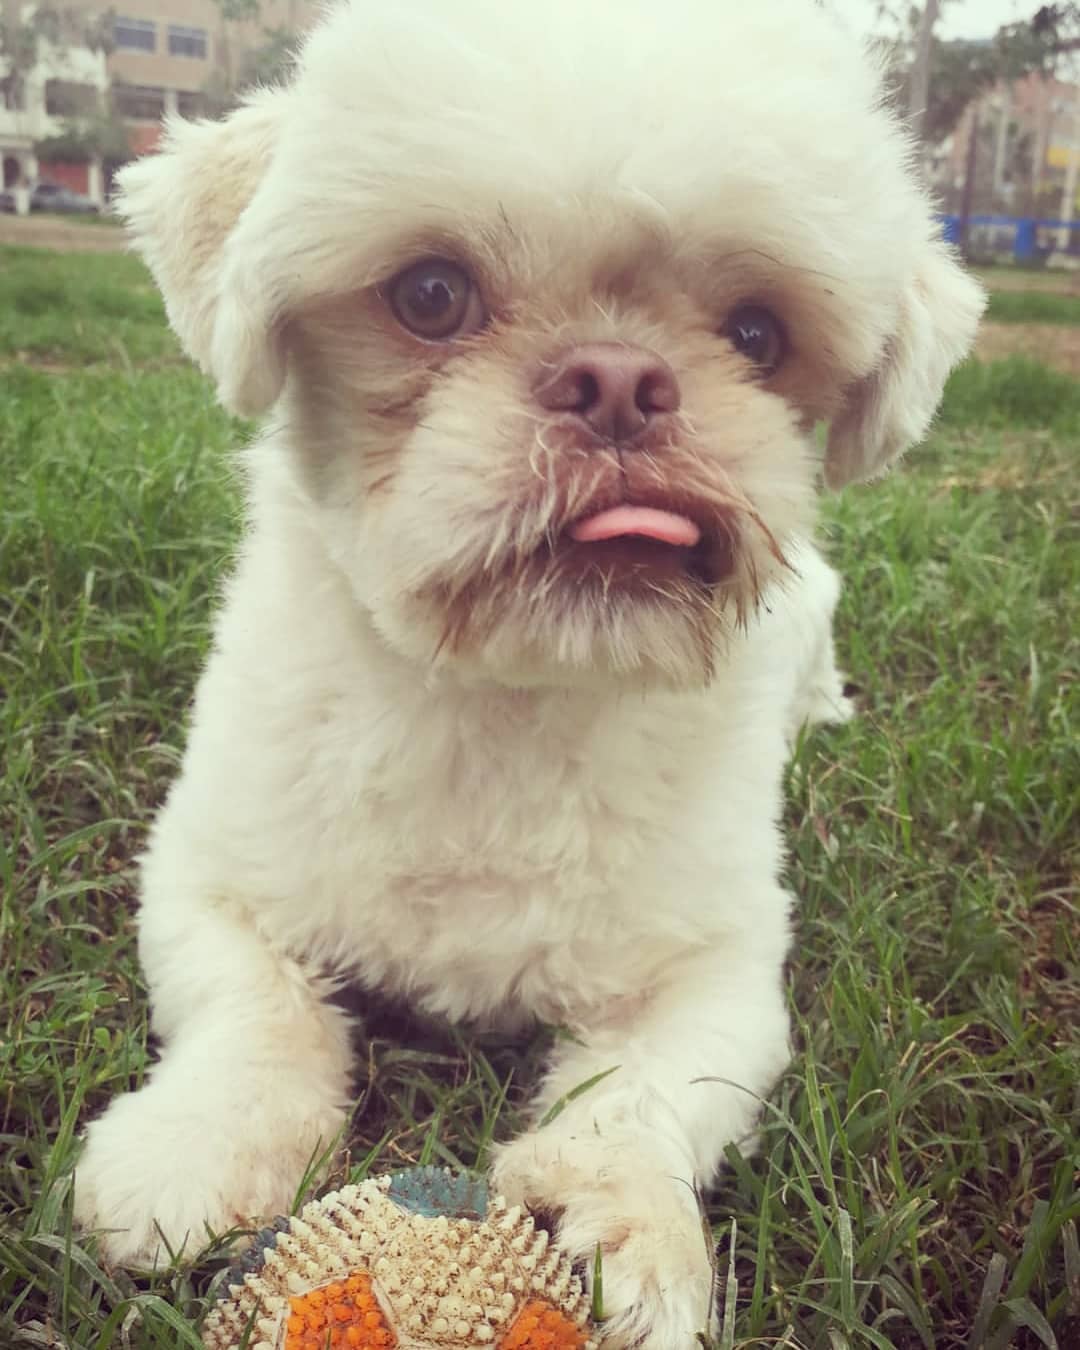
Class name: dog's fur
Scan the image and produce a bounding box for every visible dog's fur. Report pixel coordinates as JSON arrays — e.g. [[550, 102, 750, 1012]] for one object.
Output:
[[73, 1, 984, 1342]]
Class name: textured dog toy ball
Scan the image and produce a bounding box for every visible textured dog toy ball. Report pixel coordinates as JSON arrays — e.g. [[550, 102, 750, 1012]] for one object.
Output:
[[201, 1167, 598, 1350]]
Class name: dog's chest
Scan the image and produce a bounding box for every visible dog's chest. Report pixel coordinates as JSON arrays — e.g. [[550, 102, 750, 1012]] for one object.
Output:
[[305, 685, 752, 1020]]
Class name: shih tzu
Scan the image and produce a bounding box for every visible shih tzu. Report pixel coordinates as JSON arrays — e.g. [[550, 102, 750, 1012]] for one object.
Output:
[[73, 0, 984, 1343]]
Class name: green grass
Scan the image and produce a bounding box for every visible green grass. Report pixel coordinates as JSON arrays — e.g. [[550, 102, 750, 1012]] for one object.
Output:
[[984, 290, 1080, 325], [1, 246, 1077, 1349], [0, 247, 181, 366], [938, 356, 1080, 432]]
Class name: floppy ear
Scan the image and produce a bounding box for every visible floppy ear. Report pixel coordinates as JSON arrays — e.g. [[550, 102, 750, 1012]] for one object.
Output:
[[115, 89, 287, 417], [825, 242, 986, 489]]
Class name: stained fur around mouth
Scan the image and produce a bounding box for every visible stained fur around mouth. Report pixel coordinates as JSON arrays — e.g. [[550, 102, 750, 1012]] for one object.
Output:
[[554, 524, 735, 589], [502, 432, 782, 579], [532, 465, 791, 607], [421, 488, 791, 684]]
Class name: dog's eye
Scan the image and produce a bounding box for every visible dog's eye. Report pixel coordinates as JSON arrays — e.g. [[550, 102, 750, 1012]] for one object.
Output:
[[723, 304, 787, 374], [387, 258, 486, 341]]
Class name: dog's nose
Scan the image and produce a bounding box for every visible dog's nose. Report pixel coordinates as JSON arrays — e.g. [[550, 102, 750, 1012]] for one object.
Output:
[[533, 342, 681, 444]]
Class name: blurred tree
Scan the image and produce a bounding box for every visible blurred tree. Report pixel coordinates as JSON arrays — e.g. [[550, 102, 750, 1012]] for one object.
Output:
[[208, 0, 299, 112], [30, 4, 115, 54], [0, 3, 124, 170], [1, 3, 114, 112], [237, 25, 297, 87], [907, 0, 940, 141], [0, 1, 36, 113], [1031, 3, 1080, 47], [35, 95, 129, 168], [879, 4, 1080, 143]]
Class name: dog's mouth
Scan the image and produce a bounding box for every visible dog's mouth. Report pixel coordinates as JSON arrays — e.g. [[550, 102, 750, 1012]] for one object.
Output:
[[564, 503, 735, 587]]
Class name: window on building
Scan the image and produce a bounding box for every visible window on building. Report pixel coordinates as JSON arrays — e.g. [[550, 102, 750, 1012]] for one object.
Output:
[[167, 24, 208, 59], [45, 80, 101, 118], [113, 16, 156, 52], [112, 83, 166, 121]]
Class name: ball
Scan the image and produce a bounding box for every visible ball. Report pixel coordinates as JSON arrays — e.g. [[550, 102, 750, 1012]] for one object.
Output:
[[201, 1166, 599, 1349]]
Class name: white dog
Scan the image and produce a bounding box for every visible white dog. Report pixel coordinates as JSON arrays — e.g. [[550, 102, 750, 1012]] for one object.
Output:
[[73, 1, 983, 1343]]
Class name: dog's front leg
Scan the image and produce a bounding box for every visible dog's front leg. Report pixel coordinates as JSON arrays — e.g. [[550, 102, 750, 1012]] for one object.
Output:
[[73, 881, 354, 1266], [491, 939, 790, 1349]]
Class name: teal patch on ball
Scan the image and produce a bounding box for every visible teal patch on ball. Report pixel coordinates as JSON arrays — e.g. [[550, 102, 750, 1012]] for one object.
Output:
[[200, 1167, 598, 1349], [386, 1165, 489, 1221]]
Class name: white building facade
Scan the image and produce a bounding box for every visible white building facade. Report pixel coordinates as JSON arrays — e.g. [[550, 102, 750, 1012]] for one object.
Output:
[[1, 4, 109, 208]]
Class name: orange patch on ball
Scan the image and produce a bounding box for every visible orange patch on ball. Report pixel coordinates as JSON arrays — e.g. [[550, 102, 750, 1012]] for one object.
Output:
[[499, 1299, 588, 1349], [283, 1273, 396, 1349]]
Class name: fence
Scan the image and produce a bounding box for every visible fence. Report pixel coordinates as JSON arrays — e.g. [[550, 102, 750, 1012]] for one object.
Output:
[[941, 215, 1080, 263]]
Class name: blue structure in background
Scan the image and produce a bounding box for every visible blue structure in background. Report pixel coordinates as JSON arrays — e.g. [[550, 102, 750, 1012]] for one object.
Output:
[[940, 214, 1080, 262]]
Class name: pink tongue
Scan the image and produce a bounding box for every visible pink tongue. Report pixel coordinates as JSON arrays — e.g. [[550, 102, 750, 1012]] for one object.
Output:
[[570, 506, 701, 548]]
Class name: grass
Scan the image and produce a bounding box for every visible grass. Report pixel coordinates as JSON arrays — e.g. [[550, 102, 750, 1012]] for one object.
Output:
[[1, 246, 1077, 1349], [937, 356, 1080, 431], [0, 247, 180, 366], [984, 291, 1080, 326]]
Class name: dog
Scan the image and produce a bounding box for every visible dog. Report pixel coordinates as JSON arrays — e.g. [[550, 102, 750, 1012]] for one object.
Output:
[[72, 1, 984, 1343]]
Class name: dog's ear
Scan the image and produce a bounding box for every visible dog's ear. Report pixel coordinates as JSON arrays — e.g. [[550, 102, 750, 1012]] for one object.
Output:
[[824, 242, 985, 489], [115, 89, 286, 416]]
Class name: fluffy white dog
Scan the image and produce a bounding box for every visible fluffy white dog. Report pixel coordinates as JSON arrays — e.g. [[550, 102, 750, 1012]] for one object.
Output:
[[73, 0, 983, 1342]]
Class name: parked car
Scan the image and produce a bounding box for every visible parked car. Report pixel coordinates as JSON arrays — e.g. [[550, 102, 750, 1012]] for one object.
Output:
[[28, 182, 100, 215]]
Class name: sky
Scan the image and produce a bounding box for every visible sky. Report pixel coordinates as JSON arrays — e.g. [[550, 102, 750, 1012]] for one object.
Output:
[[828, 0, 1033, 42]]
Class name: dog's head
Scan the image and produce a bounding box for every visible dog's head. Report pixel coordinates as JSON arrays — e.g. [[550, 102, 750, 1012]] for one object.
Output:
[[119, 0, 984, 688]]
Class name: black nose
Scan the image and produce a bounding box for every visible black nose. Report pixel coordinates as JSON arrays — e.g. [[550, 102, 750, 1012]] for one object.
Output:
[[533, 342, 681, 443]]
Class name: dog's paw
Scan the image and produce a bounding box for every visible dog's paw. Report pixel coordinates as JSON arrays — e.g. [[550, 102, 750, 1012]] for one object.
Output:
[[491, 1131, 716, 1349], [74, 1075, 344, 1266]]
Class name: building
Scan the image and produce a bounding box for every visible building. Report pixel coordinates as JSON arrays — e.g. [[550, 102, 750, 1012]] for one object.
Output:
[[935, 72, 1080, 220], [103, 0, 319, 155], [1, 0, 318, 206], [0, 1, 109, 199]]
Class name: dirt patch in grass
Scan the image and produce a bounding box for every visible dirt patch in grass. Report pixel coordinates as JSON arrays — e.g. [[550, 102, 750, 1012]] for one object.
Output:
[[0, 214, 127, 254], [1019, 886, 1080, 1025], [975, 266, 1080, 294], [935, 431, 1073, 493], [977, 321, 1080, 376], [0, 352, 79, 373], [0, 351, 187, 374]]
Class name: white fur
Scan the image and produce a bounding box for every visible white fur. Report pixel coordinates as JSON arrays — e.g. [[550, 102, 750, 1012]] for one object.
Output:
[[74, 2, 982, 1344]]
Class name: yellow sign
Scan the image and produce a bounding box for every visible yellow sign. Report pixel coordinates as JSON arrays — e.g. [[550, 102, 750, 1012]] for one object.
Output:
[[1047, 143, 1080, 170]]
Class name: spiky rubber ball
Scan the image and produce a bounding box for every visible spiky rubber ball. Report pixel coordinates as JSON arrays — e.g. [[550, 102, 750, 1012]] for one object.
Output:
[[201, 1167, 598, 1350]]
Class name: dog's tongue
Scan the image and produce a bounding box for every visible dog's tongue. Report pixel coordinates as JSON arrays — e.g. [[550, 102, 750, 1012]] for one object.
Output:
[[570, 506, 701, 548]]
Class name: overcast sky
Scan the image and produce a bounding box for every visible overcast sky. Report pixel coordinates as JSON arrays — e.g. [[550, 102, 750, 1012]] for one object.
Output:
[[827, 0, 1033, 42]]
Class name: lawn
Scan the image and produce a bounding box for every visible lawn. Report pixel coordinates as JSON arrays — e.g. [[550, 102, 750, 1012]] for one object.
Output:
[[1, 246, 1077, 1350], [983, 290, 1080, 326]]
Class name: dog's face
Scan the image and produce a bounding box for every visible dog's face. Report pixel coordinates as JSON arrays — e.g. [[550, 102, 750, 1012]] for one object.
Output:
[[286, 230, 826, 687], [120, 0, 984, 688]]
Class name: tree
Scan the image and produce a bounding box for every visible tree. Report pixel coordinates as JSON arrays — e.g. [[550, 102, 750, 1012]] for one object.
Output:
[[1, 4, 114, 113], [882, 3, 1080, 146], [36, 94, 129, 170], [0, 3, 129, 185], [30, 4, 115, 54], [1, 1, 40, 112], [204, 0, 302, 114], [237, 24, 297, 88], [1031, 3, 1080, 47], [907, 0, 941, 143]]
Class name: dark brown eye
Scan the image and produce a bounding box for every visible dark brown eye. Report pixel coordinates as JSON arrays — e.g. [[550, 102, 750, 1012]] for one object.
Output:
[[387, 258, 486, 341], [723, 304, 787, 374]]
